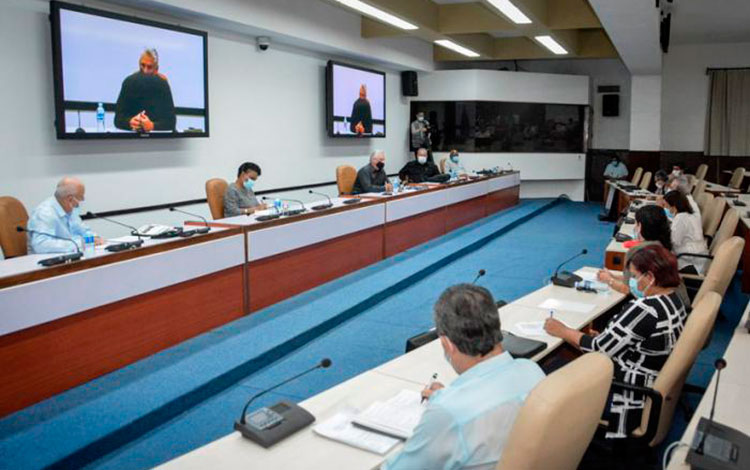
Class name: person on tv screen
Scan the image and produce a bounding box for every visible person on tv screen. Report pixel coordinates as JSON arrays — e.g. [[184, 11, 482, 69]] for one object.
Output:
[[349, 84, 373, 135], [114, 48, 176, 133]]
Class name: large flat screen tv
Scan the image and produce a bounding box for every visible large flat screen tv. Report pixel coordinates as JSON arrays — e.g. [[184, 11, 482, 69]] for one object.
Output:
[[50, 1, 209, 139], [326, 60, 385, 138]]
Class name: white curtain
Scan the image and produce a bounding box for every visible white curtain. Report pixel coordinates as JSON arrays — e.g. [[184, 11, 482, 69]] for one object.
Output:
[[705, 69, 750, 156]]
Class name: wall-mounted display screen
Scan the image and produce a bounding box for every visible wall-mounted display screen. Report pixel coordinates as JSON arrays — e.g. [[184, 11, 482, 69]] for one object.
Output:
[[326, 61, 386, 138], [410, 101, 585, 153], [50, 1, 209, 139]]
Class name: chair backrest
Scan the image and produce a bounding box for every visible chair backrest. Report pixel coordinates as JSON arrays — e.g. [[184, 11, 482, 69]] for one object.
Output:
[[0, 196, 29, 258], [710, 207, 739, 255], [336, 165, 357, 195], [728, 167, 745, 190], [205, 178, 228, 220], [695, 192, 712, 214], [639, 171, 652, 190], [694, 236, 745, 305], [632, 292, 721, 447], [439, 157, 447, 174], [692, 179, 707, 197], [496, 353, 613, 470], [702, 196, 726, 238], [631, 167, 643, 185], [695, 163, 708, 181]]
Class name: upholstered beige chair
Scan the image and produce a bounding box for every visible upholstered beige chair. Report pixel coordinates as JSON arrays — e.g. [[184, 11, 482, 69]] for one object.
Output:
[[687, 236, 744, 305], [728, 167, 745, 190], [496, 353, 613, 470], [631, 167, 643, 186], [694, 163, 708, 182], [702, 197, 726, 240], [439, 157, 448, 174], [695, 192, 713, 214], [336, 165, 358, 195], [0, 196, 29, 258], [692, 179, 707, 198], [639, 171, 652, 191], [205, 178, 228, 220], [709, 208, 739, 255]]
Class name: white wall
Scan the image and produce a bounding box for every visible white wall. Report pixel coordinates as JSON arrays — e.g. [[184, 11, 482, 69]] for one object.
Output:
[[416, 69, 590, 200], [0, 0, 425, 237], [661, 41, 750, 152], [629, 75, 662, 151]]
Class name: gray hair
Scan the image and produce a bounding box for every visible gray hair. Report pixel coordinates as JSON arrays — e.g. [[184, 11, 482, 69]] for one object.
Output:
[[434, 284, 503, 357], [369, 150, 384, 162], [669, 174, 691, 194], [54, 177, 82, 199]]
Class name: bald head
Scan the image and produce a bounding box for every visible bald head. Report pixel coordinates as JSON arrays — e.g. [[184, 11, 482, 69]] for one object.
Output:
[[54, 177, 85, 214]]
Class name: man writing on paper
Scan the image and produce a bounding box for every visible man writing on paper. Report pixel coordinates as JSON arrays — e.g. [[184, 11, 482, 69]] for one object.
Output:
[[382, 284, 545, 470]]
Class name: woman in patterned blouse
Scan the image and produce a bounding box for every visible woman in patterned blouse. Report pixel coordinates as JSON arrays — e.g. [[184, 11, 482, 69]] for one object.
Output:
[[544, 244, 688, 438]]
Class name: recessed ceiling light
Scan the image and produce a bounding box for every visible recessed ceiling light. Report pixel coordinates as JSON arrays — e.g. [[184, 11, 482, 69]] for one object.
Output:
[[434, 39, 481, 58], [334, 0, 418, 30], [534, 35, 568, 55], [487, 0, 532, 25]]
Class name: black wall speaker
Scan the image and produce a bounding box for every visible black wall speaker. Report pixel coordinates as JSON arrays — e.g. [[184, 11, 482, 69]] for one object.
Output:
[[401, 71, 418, 97], [602, 94, 620, 117]]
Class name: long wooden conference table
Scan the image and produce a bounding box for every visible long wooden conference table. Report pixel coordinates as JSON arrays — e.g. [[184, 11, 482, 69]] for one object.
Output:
[[156, 267, 627, 470], [0, 173, 519, 417]]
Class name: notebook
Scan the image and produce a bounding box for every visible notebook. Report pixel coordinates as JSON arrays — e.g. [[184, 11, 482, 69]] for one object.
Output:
[[351, 390, 425, 440], [313, 409, 400, 455]]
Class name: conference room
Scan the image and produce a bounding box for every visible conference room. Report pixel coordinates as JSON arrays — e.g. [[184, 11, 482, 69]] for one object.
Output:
[[2, 0, 750, 469]]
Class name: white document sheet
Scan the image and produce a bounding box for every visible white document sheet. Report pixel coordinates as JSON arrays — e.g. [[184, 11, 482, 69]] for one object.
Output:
[[538, 298, 596, 314], [351, 390, 425, 440], [313, 409, 400, 455]]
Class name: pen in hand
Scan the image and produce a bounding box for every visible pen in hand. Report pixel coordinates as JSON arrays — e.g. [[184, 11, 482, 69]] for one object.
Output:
[[421, 373, 438, 404]]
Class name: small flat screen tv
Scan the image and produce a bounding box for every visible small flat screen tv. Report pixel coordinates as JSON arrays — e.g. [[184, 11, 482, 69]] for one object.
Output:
[[50, 1, 209, 139], [326, 60, 385, 138]]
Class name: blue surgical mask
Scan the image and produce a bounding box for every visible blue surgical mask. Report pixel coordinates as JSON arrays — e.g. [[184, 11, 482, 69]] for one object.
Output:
[[450, 155, 459, 163], [664, 208, 673, 220], [244, 179, 255, 191], [71, 206, 81, 218], [628, 274, 651, 298]]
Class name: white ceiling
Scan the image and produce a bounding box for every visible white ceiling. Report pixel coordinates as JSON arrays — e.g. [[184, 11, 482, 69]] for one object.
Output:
[[670, 0, 750, 45]]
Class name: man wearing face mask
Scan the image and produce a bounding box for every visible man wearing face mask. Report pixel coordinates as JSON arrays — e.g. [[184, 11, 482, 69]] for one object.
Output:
[[653, 170, 669, 195], [223, 162, 266, 217], [382, 284, 544, 470], [444, 149, 468, 177], [410, 112, 431, 150], [398, 148, 440, 184], [27, 177, 101, 254], [352, 150, 393, 194]]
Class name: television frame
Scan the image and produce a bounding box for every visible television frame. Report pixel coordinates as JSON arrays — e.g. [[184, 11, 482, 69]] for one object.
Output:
[[325, 60, 386, 138], [49, 0, 210, 140]]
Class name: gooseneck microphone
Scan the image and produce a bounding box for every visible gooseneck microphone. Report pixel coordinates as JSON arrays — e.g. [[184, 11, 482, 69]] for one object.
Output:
[[85, 212, 145, 252], [551, 248, 588, 288], [234, 358, 332, 448], [472, 269, 486, 284], [696, 358, 727, 456], [169, 207, 211, 233], [261, 197, 307, 214], [17, 226, 83, 266], [308, 190, 334, 211]]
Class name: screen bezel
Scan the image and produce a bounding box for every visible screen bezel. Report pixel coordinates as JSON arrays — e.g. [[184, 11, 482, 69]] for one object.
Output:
[[49, 0, 210, 140], [325, 60, 386, 139]]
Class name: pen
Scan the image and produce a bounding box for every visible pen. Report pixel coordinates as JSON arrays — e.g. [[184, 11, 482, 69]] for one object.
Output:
[[549, 309, 555, 319], [421, 373, 438, 403]]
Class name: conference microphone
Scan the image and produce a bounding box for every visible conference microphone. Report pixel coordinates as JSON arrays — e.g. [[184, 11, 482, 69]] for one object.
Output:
[[687, 358, 750, 468], [550, 248, 588, 288], [85, 211, 145, 252], [308, 190, 334, 211], [17, 226, 83, 266], [234, 358, 332, 448], [261, 197, 307, 215], [472, 269, 486, 284], [168, 207, 211, 234]]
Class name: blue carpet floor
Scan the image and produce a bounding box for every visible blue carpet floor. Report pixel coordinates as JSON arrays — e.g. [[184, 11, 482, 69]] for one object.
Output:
[[1, 199, 746, 470]]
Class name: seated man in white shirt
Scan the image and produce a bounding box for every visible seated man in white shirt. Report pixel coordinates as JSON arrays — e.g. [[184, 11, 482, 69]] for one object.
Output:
[[27, 177, 101, 254], [382, 284, 545, 470], [603, 156, 629, 180]]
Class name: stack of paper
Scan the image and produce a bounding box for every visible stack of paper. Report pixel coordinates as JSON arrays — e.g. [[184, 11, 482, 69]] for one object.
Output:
[[351, 390, 425, 440], [313, 409, 400, 455]]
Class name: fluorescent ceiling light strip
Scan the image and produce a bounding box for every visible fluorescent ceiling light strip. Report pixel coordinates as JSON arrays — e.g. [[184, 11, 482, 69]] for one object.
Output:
[[434, 39, 480, 58], [534, 35, 568, 55], [334, 0, 418, 30], [487, 0, 532, 24]]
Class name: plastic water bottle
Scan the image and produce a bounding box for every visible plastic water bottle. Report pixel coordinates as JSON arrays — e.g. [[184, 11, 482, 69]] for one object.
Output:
[[506, 162, 513, 172], [343, 117, 348, 134], [575, 280, 609, 293], [96, 102, 105, 132], [393, 179, 400, 193], [84, 232, 96, 257], [274, 198, 282, 214]]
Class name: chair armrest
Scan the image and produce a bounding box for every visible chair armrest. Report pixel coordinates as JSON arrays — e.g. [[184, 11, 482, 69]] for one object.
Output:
[[675, 252, 713, 260], [610, 381, 663, 444]]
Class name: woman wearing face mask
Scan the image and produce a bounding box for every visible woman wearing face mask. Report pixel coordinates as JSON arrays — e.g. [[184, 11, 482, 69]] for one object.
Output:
[[653, 169, 669, 195], [444, 149, 468, 178], [223, 162, 267, 217], [663, 190, 708, 274], [545, 244, 687, 439]]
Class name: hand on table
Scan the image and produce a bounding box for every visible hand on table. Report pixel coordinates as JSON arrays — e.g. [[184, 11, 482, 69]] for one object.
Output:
[[597, 269, 614, 284], [385, 182, 394, 192], [421, 381, 444, 401], [544, 318, 571, 338]]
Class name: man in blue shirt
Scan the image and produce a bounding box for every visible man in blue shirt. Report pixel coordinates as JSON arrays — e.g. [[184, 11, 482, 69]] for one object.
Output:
[[27, 177, 99, 254], [383, 284, 545, 470]]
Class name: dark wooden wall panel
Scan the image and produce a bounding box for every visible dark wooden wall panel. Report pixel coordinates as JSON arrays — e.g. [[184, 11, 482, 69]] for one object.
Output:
[[444, 196, 487, 232], [384, 208, 446, 258], [248, 227, 384, 312], [486, 186, 520, 215], [0, 266, 245, 417]]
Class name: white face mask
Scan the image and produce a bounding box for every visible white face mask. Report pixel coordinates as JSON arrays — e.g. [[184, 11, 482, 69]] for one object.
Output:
[[417, 156, 427, 165], [672, 169, 681, 177], [417, 115, 424, 122]]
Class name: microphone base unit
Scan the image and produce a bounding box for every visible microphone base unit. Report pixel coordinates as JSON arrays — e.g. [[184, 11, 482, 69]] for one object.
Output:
[[234, 401, 315, 448], [283, 209, 307, 217], [311, 203, 333, 211], [687, 417, 750, 470], [105, 240, 144, 252], [37, 252, 84, 267], [256, 214, 281, 222], [342, 199, 361, 205], [551, 271, 582, 288], [194, 226, 211, 234]]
